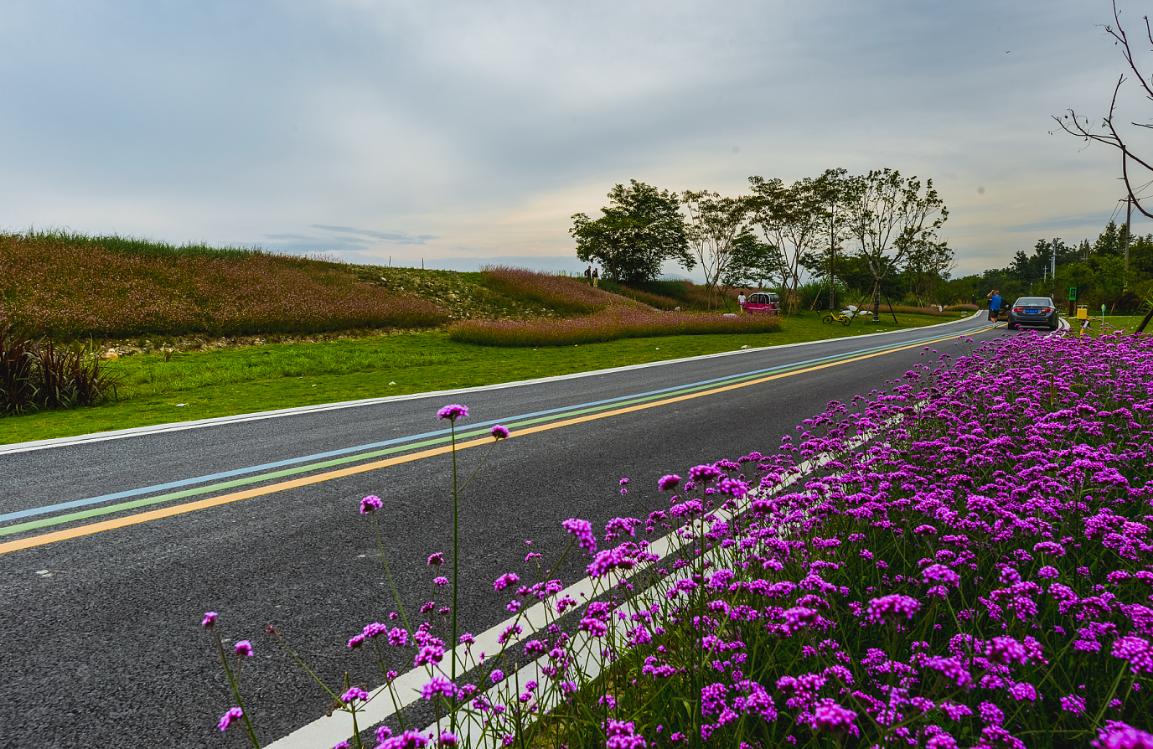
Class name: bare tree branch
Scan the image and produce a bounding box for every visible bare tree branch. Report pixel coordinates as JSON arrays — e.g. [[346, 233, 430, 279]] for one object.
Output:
[[1056, 5, 1153, 221]]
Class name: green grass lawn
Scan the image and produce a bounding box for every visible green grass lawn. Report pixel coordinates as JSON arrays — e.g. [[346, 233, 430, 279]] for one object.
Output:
[[1074, 314, 1151, 336], [0, 312, 960, 444]]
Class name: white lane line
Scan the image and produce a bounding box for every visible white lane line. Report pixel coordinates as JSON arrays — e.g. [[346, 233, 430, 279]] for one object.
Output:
[[266, 421, 890, 748], [1, 313, 983, 455]]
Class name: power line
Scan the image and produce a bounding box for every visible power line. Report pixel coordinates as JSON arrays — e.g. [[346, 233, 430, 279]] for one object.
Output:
[[1109, 198, 1123, 225], [1133, 178, 1153, 198]]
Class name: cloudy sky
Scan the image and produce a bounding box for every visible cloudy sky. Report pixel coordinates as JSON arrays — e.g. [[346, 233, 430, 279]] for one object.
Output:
[[3, 0, 1152, 277]]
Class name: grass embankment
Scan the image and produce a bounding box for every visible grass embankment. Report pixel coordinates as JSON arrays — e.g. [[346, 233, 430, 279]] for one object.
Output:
[[0, 312, 950, 444], [0, 231, 449, 337]]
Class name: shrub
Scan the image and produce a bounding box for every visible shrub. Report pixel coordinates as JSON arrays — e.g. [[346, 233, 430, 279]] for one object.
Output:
[[793, 281, 848, 311], [0, 321, 116, 414]]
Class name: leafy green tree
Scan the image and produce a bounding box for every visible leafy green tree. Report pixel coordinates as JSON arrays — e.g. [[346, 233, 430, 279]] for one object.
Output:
[[1131, 234, 1153, 275], [748, 175, 824, 313], [902, 239, 954, 305], [1093, 253, 1128, 306], [843, 169, 949, 320], [571, 180, 693, 283], [1095, 221, 1122, 256], [802, 168, 852, 310], [721, 229, 779, 289], [1009, 249, 1039, 286], [681, 190, 754, 308]]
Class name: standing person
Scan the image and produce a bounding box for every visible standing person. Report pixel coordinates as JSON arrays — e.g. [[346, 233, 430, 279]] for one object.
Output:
[[592, 268, 599, 288], [584, 266, 593, 285], [987, 289, 1003, 322], [737, 290, 747, 312]]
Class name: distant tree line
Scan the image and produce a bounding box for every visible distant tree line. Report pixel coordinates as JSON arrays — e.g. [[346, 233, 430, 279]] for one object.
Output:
[[941, 220, 1153, 313], [571, 169, 950, 318]]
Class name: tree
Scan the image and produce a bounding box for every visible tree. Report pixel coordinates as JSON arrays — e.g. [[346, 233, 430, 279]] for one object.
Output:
[[681, 190, 754, 308], [843, 169, 949, 320], [722, 229, 779, 289], [800, 168, 852, 310], [748, 176, 824, 313], [1095, 221, 1123, 256], [1009, 249, 1038, 286], [903, 239, 954, 305], [571, 180, 693, 283], [1054, 1, 1153, 221]]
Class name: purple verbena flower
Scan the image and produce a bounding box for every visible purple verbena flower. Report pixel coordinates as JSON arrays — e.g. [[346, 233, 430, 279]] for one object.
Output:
[[1094, 721, 1153, 749], [562, 518, 597, 555], [420, 676, 459, 701], [377, 729, 430, 749], [340, 686, 369, 704], [605, 719, 647, 748], [865, 594, 921, 624], [360, 494, 383, 514], [493, 572, 520, 591], [437, 404, 469, 421], [808, 699, 859, 737], [217, 706, 244, 732]]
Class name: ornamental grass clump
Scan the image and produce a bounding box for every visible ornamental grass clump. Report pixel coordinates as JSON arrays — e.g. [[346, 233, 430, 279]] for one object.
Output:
[[203, 332, 1153, 748], [0, 319, 117, 414]]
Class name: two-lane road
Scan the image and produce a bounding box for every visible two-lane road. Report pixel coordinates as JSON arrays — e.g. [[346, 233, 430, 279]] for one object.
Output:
[[0, 316, 1000, 747]]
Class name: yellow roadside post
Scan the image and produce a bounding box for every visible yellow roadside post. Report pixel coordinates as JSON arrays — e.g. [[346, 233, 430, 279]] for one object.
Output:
[[1076, 305, 1089, 336]]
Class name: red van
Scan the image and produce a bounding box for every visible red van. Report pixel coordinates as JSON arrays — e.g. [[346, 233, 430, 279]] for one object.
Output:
[[743, 291, 780, 315]]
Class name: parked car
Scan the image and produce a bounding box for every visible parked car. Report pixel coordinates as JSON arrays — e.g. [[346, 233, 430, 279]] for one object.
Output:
[[743, 292, 780, 315], [1007, 296, 1059, 331]]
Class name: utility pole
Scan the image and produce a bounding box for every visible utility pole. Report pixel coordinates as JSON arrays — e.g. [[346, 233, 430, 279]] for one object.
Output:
[[1051, 237, 1058, 293], [1124, 195, 1133, 282]]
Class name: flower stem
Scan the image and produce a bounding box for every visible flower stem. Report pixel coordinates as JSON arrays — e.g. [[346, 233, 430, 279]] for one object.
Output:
[[214, 632, 261, 748], [450, 419, 460, 731]]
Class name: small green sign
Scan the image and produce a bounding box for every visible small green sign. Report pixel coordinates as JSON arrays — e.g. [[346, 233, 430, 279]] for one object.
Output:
[[1068, 286, 1077, 300]]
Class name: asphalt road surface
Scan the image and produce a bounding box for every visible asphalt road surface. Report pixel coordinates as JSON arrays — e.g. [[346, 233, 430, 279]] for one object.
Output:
[[0, 316, 1002, 747]]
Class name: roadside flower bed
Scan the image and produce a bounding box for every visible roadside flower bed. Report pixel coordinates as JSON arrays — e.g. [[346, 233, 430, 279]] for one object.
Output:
[[448, 308, 782, 346], [206, 331, 1153, 748]]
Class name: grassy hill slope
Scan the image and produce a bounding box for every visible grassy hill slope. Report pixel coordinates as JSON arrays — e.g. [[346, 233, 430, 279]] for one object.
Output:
[[0, 232, 690, 340]]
